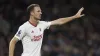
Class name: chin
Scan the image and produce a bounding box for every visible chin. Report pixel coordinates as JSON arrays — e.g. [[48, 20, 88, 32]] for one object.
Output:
[[35, 17, 41, 20], [37, 18, 41, 20], [38, 17, 41, 20]]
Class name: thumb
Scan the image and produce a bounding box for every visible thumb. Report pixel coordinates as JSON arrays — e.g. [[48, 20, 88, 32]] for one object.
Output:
[[80, 14, 85, 17]]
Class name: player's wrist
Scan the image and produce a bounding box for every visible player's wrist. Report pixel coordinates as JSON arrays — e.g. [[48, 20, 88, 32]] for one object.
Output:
[[71, 15, 78, 19]]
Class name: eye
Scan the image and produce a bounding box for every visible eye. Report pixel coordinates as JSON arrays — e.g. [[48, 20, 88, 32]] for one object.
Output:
[[37, 10, 42, 12], [37, 11, 40, 12]]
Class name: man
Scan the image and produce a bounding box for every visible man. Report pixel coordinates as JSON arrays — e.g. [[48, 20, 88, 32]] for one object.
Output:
[[9, 4, 84, 56]]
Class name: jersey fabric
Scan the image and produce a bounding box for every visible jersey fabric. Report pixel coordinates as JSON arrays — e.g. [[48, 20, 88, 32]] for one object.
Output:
[[14, 21, 51, 56]]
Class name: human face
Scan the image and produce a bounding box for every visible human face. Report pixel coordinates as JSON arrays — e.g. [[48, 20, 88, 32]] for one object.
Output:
[[31, 7, 42, 20]]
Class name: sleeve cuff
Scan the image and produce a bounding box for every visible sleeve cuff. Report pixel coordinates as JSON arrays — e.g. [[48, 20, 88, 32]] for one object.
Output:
[[47, 22, 51, 29], [14, 35, 21, 40]]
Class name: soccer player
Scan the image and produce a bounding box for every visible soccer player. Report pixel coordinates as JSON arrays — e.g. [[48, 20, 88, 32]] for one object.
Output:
[[9, 4, 84, 56]]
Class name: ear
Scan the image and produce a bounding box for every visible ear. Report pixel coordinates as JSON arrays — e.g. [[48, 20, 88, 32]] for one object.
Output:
[[30, 11, 34, 15]]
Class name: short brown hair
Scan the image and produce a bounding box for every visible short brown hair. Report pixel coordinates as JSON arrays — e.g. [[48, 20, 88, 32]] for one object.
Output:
[[27, 4, 40, 14]]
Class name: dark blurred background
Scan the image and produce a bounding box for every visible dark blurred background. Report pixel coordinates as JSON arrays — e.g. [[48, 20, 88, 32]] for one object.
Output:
[[0, 0, 100, 56]]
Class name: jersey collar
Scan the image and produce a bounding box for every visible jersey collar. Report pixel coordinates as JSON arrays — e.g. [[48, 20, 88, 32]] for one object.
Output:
[[28, 21, 37, 27]]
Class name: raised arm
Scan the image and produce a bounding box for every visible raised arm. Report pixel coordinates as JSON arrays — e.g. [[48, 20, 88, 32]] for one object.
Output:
[[9, 37, 19, 56], [50, 7, 84, 25]]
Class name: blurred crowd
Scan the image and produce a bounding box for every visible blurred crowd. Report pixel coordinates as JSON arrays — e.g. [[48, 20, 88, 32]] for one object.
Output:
[[0, 0, 100, 56]]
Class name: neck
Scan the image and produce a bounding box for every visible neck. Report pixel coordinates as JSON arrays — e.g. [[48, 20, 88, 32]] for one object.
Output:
[[29, 16, 39, 27]]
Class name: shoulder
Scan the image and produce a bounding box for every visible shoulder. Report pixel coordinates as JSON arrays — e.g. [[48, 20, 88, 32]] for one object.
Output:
[[39, 21, 51, 26], [39, 21, 50, 24], [18, 21, 29, 30]]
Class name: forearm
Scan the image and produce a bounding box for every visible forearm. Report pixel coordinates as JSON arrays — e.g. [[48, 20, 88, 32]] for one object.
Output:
[[51, 15, 77, 25], [58, 15, 77, 25]]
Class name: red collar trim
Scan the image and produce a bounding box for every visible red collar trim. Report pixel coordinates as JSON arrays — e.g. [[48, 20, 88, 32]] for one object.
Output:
[[28, 21, 37, 27]]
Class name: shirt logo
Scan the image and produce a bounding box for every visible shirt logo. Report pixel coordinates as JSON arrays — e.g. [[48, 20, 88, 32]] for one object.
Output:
[[31, 34, 43, 41], [16, 30, 21, 37], [31, 30, 34, 33]]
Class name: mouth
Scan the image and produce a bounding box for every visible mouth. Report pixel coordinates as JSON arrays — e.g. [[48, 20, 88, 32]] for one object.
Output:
[[39, 15, 41, 18], [37, 15, 41, 19]]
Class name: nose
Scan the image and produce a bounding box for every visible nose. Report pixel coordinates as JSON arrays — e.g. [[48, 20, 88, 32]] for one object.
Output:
[[40, 11, 42, 14]]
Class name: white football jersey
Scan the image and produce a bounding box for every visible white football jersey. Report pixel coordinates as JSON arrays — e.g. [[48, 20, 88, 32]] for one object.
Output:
[[14, 21, 51, 56]]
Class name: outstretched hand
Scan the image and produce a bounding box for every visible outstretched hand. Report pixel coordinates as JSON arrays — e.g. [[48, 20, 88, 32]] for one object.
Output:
[[74, 7, 85, 18]]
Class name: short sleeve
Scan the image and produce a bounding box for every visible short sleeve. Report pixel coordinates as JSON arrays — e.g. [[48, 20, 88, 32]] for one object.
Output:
[[14, 26, 26, 40], [41, 21, 51, 30]]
